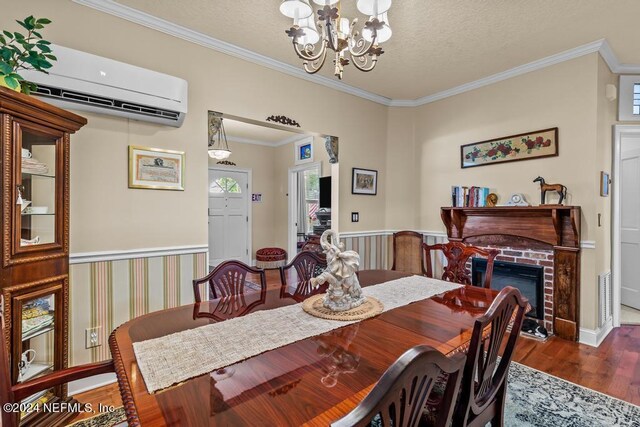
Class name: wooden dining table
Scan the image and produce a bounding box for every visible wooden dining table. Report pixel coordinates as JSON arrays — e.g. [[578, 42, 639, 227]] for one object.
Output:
[[109, 270, 500, 426]]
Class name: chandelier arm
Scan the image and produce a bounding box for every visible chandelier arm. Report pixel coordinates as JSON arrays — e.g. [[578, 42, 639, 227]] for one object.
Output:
[[303, 46, 329, 74], [292, 39, 327, 62], [351, 54, 378, 72], [347, 36, 376, 58], [325, 20, 338, 53]]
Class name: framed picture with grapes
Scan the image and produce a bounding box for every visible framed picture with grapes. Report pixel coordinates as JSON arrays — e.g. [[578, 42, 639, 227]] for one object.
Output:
[[461, 127, 558, 168]]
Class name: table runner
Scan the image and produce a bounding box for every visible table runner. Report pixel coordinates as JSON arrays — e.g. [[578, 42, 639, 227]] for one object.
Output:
[[133, 275, 461, 393]]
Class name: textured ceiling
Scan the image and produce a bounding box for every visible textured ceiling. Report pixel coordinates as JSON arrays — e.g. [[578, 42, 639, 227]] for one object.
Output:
[[116, 0, 640, 100], [224, 119, 301, 145]]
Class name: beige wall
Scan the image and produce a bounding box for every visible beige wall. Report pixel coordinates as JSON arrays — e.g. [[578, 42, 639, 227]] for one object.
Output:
[[405, 53, 611, 330], [3, 0, 389, 254]]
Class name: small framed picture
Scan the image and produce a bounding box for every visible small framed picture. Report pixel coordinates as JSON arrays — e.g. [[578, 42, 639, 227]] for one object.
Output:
[[600, 171, 610, 197], [295, 137, 314, 165], [352, 168, 378, 195], [129, 146, 185, 190]]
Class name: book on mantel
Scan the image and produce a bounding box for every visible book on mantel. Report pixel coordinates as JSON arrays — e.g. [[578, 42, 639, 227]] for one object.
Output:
[[451, 186, 490, 207]]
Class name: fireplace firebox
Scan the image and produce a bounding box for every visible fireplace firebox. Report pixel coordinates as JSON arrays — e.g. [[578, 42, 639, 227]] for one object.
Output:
[[472, 258, 544, 320]]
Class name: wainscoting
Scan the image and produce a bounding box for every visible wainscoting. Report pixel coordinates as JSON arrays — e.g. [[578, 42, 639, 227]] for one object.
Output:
[[340, 231, 448, 271], [68, 250, 208, 365]]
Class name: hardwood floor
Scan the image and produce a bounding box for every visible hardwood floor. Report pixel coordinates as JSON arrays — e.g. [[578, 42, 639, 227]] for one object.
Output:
[[66, 269, 640, 424]]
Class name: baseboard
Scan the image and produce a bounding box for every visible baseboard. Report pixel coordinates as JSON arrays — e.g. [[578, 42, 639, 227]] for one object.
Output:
[[579, 318, 613, 347], [67, 372, 117, 396]]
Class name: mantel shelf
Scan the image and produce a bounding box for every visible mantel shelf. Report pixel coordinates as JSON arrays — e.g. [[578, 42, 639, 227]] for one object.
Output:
[[441, 206, 581, 249]]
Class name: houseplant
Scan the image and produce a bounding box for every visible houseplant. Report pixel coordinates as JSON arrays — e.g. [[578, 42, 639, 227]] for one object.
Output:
[[0, 16, 56, 94]]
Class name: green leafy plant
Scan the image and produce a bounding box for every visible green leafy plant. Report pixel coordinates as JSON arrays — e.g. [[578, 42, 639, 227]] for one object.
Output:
[[0, 16, 56, 94]]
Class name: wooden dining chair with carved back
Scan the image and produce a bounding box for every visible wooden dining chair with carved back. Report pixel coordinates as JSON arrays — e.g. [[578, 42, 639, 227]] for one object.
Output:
[[331, 345, 465, 427], [423, 241, 498, 288], [452, 286, 528, 427], [279, 251, 328, 302], [392, 231, 426, 276], [0, 296, 115, 427], [192, 260, 267, 303]]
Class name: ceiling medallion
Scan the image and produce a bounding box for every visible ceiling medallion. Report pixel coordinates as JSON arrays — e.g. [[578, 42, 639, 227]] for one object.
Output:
[[279, 0, 392, 79], [266, 115, 301, 127]]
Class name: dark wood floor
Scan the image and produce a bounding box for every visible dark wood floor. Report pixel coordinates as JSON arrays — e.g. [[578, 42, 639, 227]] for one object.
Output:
[[68, 270, 640, 424]]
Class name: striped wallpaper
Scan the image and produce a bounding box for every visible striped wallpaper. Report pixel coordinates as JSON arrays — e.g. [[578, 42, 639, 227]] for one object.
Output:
[[69, 252, 207, 365]]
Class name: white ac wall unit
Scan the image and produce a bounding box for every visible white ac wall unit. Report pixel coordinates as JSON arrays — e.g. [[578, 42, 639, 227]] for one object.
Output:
[[20, 45, 188, 127]]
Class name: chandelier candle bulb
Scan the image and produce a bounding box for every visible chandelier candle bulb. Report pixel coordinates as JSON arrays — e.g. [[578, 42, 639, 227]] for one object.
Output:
[[280, 0, 313, 19]]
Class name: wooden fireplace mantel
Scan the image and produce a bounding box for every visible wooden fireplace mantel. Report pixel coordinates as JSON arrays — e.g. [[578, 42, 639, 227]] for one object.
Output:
[[440, 206, 581, 341]]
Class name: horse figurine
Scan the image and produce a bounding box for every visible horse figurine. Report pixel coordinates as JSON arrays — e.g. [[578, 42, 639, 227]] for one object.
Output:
[[533, 176, 567, 205]]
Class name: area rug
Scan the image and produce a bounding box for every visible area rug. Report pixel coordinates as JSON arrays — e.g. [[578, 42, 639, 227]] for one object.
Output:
[[505, 362, 640, 426], [68, 363, 640, 426], [65, 407, 126, 427]]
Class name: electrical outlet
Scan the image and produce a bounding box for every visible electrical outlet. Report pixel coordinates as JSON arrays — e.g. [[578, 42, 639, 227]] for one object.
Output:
[[85, 327, 102, 349]]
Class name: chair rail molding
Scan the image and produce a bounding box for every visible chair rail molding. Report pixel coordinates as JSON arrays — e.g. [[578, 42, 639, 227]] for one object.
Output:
[[70, 244, 208, 264], [71, 0, 640, 107]]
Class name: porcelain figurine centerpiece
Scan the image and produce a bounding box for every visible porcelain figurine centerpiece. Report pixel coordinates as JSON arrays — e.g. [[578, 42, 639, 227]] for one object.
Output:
[[310, 230, 365, 312]]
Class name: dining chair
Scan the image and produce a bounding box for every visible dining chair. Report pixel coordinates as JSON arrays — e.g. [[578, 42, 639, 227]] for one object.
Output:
[[0, 296, 115, 427], [279, 251, 328, 302], [331, 345, 465, 427], [391, 231, 426, 275], [192, 260, 266, 303], [423, 241, 498, 288], [452, 286, 528, 427]]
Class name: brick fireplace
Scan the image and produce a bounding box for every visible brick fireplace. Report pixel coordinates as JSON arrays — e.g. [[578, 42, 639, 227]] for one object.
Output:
[[441, 206, 581, 341], [471, 246, 554, 332]]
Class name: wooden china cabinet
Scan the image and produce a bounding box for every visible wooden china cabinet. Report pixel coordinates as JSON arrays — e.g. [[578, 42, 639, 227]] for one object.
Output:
[[0, 87, 86, 419]]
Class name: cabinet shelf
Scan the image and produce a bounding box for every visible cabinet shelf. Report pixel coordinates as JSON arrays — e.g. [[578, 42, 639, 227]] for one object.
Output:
[[18, 363, 54, 383], [21, 172, 55, 179], [22, 324, 55, 341], [21, 212, 55, 216]]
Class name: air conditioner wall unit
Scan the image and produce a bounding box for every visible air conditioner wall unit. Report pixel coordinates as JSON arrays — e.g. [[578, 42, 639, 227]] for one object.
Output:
[[20, 45, 188, 127]]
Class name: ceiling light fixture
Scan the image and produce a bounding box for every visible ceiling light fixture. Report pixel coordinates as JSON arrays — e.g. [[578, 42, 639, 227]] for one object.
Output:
[[208, 116, 232, 160], [280, 0, 392, 79]]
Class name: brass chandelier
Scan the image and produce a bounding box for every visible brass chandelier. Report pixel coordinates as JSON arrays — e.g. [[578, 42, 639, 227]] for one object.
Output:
[[279, 0, 392, 79]]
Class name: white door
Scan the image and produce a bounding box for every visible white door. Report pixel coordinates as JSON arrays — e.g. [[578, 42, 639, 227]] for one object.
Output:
[[208, 169, 249, 267], [621, 136, 640, 310]]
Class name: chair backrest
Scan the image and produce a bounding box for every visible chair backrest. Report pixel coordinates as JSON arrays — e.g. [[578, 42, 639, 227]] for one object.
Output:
[[392, 231, 426, 275], [192, 260, 266, 302], [279, 251, 328, 301], [423, 241, 498, 288], [331, 345, 465, 427], [300, 235, 323, 254], [453, 286, 527, 427], [1, 295, 17, 427]]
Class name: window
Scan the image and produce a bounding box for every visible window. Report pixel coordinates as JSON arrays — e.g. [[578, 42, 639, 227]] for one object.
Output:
[[619, 76, 640, 121], [304, 169, 319, 229], [634, 83, 640, 115], [209, 177, 242, 194]]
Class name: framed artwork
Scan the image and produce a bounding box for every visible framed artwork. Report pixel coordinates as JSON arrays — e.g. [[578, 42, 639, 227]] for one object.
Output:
[[295, 137, 314, 165], [128, 146, 185, 190], [461, 127, 558, 168], [352, 168, 378, 195], [600, 171, 610, 197]]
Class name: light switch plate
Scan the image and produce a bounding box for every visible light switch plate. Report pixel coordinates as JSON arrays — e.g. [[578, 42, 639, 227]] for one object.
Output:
[[351, 212, 359, 222]]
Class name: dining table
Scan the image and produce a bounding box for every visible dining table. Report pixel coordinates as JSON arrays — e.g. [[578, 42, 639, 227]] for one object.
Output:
[[108, 269, 500, 426]]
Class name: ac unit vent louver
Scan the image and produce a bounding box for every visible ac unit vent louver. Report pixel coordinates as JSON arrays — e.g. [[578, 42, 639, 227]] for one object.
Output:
[[33, 85, 181, 123]]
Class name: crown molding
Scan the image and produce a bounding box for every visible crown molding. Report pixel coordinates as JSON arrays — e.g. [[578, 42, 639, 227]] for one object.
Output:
[[74, 1, 640, 108], [72, 0, 394, 106]]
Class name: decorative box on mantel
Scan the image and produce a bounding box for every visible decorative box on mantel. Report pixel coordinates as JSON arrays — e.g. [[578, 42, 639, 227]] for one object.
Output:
[[440, 206, 581, 341]]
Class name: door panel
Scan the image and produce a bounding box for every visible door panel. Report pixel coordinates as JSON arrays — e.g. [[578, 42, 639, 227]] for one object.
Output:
[[208, 170, 249, 267], [621, 139, 640, 310]]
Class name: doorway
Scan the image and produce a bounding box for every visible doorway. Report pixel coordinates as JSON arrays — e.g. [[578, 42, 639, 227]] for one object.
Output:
[[208, 167, 251, 268], [613, 125, 640, 325], [288, 162, 321, 258]]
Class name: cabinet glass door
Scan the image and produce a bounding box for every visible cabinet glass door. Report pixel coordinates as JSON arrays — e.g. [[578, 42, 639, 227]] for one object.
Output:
[[16, 122, 61, 249]]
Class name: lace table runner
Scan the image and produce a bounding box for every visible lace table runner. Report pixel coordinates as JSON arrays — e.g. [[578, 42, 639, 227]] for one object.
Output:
[[133, 275, 461, 393]]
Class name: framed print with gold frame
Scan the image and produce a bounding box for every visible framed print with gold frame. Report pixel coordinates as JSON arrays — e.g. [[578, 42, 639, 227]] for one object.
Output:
[[128, 146, 185, 190]]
